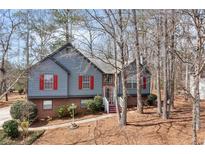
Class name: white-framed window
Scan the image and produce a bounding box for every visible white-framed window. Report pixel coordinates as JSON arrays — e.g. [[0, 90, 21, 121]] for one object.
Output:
[[43, 100, 53, 110], [80, 99, 91, 108], [44, 74, 53, 90], [82, 75, 90, 88], [127, 76, 137, 89]]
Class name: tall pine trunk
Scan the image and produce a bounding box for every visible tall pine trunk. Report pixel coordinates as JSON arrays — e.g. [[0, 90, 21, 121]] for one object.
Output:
[[192, 69, 200, 144], [162, 12, 168, 120], [167, 10, 176, 117], [25, 10, 30, 100], [156, 15, 162, 115], [132, 9, 143, 114], [185, 63, 189, 101]]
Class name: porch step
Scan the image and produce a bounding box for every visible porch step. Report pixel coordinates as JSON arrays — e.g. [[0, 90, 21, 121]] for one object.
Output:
[[109, 105, 120, 113]]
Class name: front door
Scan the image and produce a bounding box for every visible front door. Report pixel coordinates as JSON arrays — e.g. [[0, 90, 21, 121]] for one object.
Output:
[[104, 87, 113, 104]]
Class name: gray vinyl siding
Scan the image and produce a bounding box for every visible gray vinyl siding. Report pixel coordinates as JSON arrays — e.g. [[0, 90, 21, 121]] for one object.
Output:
[[53, 48, 103, 96], [28, 59, 68, 97], [118, 62, 151, 96], [126, 74, 151, 95]]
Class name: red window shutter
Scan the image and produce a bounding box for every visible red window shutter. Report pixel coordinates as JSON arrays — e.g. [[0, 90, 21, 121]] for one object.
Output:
[[53, 74, 58, 90], [79, 76, 82, 89], [90, 76, 94, 90], [39, 74, 44, 90], [143, 77, 146, 89]]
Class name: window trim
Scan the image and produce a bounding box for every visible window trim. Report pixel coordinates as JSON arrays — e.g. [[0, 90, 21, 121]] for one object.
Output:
[[82, 75, 90, 89], [44, 73, 54, 90], [43, 100, 53, 110], [127, 76, 137, 89]]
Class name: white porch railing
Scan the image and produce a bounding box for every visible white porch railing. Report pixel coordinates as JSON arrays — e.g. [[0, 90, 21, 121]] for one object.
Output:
[[103, 97, 109, 113]]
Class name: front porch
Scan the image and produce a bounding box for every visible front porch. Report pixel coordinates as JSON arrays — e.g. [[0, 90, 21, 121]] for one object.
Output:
[[103, 97, 123, 113]]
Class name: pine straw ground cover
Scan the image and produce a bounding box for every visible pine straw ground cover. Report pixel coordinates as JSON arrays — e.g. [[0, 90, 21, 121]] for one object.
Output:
[[34, 96, 205, 145]]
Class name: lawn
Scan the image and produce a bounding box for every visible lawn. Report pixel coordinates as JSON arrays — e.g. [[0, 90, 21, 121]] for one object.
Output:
[[33, 95, 205, 145], [0, 130, 45, 145]]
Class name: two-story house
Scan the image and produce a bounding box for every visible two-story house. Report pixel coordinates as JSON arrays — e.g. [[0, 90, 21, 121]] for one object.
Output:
[[28, 43, 151, 118]]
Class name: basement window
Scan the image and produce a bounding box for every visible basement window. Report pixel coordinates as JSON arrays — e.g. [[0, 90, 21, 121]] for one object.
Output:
[[80, 99, 91, 108], [43, 100, 53, 110]]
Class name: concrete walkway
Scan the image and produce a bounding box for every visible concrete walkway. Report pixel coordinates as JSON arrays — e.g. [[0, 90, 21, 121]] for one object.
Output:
[[0, 106, 11, 127], [29, 114, 115, 131]]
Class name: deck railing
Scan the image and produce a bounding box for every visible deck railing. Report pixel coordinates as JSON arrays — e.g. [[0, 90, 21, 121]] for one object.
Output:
[[103, 97, 109, 113]]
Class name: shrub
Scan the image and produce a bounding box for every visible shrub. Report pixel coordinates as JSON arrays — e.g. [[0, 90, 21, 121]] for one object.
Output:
[[18, 88, 24, 95], [10, 101, 22, 120], [10, 101, 38, 123], [94, 96, 103, 111], [85, 100, 97, 113], [85, 96, 103, 113], [147, 94, 157, 106], [55, 105, 69, 118], [2, 120, 19, 138], [67, 104, 78, 117], [20, 120, 29, 138]]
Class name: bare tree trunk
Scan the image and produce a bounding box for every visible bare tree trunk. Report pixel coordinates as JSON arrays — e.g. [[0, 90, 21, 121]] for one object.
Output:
[[185, 63, 189, 101], [192, 70, 200, 144], [168, 10, 176, 117], [65, 10, 70, 43], [120, 69, 127, 127], [113, 37, 121, 122], [119, 9, 127, 127], [156, 15, 162, 115], [4, 82, 8, 101], [25, 10, 30, 100], [0, 52, 7, 101], [132, 9, 143, 114], [162, 12, 168, 120], [114, 72, 121, 122]]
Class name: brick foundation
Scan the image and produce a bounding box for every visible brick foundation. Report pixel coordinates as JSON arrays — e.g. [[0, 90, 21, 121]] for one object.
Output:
[[127, 95, 148, 107], [30, 98, 89, 119], [30, 95, 148, 118]]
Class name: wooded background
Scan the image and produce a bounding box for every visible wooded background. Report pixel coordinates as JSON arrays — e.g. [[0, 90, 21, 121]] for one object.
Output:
[[0, 9, 205, 144]]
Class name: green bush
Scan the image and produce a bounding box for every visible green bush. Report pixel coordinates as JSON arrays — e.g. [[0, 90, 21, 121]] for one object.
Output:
[[2, 120, 19, 138], [67, 104, 78, 117], [55, 105, 69, 118], [85, 96, 103, 113], [10, 101, 22, 120], [147, 94, 157, 106], [85, 100, 97, 113], [94, 96, 103, 110], [55, 104, 79, 118], [10, 101, 38, 123]]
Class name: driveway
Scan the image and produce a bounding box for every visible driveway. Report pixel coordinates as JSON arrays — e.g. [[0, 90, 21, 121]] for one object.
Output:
[[0, 106, 11, 127]]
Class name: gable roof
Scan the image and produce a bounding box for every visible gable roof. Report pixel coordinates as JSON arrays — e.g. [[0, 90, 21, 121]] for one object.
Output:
[[29, 42, 105, 74], [30, 42, 151, 75], [28, 43, 73, 74], [127, 59, 151, 75]]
